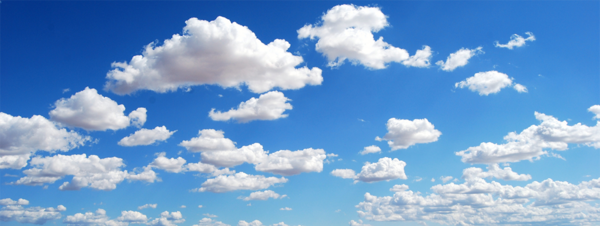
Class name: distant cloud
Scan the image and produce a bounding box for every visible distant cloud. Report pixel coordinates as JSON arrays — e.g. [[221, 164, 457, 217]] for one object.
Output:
[[180, 205, 187, 209], [64, 209, 149, 226], [495, 32, 536, 49], [137, 204, 157, 210], [436, 47, 483, 71], [359, 145, 381, 155], [455, 71, 526, 95], [279, 207, 292, 211], [194, 218, 229, 226], [239, 190, 286, 201], [349, 219, 372, 226], [332, 157, 407, 183], [238, 220, 288, 226], [118, 126, 176, 146], [147, 211, 185, 226], [440, 176, 453, 183], [62, 88, 70, 93], [105, 16, 322, 95], [513, 83, 528, 93], [0, 199, 65, 225], [376, 118, 441, 150], [209, 91, 292, 123], [149, 152, 187, 173], [462, 164, 531, 181], [179, 129, 237, 153], [49, 87, 146, 131], [194, 172, 288, 193], [402, 46, 433, 68], [589, 105, 600, 119]]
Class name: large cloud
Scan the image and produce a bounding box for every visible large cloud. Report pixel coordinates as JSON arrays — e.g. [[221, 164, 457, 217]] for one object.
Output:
[[0, 112, 90, 169], [455, 71, 527, 95], [331, 157, 407, 183], [436, 47, 483, 71], [49, 87, 147, 131], [376, 118, 441, 150], [0, 198, 66, 225], [495, 32, 536, 49], [194, 172, 288, 193], [298, 4, 411, 69], [118, 126, 176, 146], [456, 107, 600, 164], [209, 91, 292, 123], [105, 16, 322, 95]]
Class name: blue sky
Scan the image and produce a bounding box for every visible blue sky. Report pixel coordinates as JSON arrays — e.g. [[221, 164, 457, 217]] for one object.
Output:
[[1, 1, 599, 226]]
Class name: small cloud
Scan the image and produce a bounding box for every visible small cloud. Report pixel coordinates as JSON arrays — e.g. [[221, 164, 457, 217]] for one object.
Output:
[[585, 175, 591, 177], [247, 203, 251, 206], [4, 174, 18, 177], [335, 209, 341, 213], [203, 213, 217, 218], [43, 185, 49, 189], [198, 205, 203, 208], [358, 118, 365, 122], [414, 176, 422, 182], [62, 88, 70, 93], [280, 207, 292, 211], [180, 205, 186, 208], [431, 178, 435, 182], [218, 94, 223, 97], [440, 176, 453, 183]]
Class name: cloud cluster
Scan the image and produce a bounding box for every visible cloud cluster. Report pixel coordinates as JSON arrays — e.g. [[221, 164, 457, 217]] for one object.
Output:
[[495, 32, 536, 49], [455, 71, 527, 95], [49, 87, 147, 131], [456, 107, 600, 164], [137, 204, 157, 210], [105, 16, 322, 95], [462, 164, 531, 181], [0, 198, 66, 225], [193, 218, 230, 226], [436, 47, 483, 71], [179, 129, 237, 153], [209, 91, 292, 123], [119, 126, 176, 146], [331, 157, 407, 183], [64, 209, 179, 226], [376, 118, 441, 150], [298, 4, 411, 69], [239, 190, 287, 201], [238, 220, 288, 226], [194, 172, 288, 193], [402, 46, 433, 68], [0, 112, 90, 169]]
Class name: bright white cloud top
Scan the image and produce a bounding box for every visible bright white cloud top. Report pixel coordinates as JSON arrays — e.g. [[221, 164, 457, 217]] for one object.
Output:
[[455, 70, 527, 95], [376, 118, 441, 150], [495, 32, 536, 49], [402, 45, 433, 68], [118, 126, 176, 146], [359, 145, 381, 155], [331, 157, 407, 183], [194, 172, 288, 193], [0, 198, 66, 225], [180, 129, 237, 152], [209, 91, 292, 123], [105, 16, 322, 95], [239, 190, 286, 201], [436, 47, 484, 71]]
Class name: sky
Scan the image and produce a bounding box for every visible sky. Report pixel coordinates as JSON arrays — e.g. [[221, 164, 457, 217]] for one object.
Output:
[[1, 1, 599, 226]]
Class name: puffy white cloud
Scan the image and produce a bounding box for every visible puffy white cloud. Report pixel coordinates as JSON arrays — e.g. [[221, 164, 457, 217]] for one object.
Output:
[[440, 176, 453, 183], [279, 207, 292, 211], [355, 157, 407, 183], [495, 32, 536, 49], [455, 71, 527, 95], [118, 126, 176, 147], [436, 47, 483, 71], [589, 105, 600, 119], [105, 16, 322, 95], [127, 166, 159, 183], [239, 190, 286, 201], [200, 143, 267, 168], [148, 211, 185, 226], [359, 145, 381, 155], [456, 108, 600, 164], [63, 209, 124, 226], [193, 218, 230, 226], [254, 148, 326, 176], [376, 118, 441, 150], [137, 204, 157, 210], [202, 213, 215, 218], [298, 4, 409, 69], [238, 221, 288, 226], [389, 184, 409, 192], [513, 83, 528, 93], [209, 91, 292, 123], [356, 177, 600, 225], [179, 129, 236, 153], [149, 152, 187, 173], [349, 219, 371, 226], [49, 87, 147, 131], [0, 199, 66, 225], [0, 112, 90, 169], [116, 211, 148, 223], [194, 172, 288, 193], [402, 46, 432, 68], [331, 169, 356, 179], [462, 164, 531, 181]]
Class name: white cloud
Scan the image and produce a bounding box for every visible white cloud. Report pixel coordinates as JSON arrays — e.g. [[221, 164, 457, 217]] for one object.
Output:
[[495, 32, 536, 49], [209, 91, 292, 123], [195, 172, 288, 193], [105, 16, 322, 95], [402, 46, 433, 68], [455, 71, 526, 95], [440, 176, 453, 183], [117, 211, 148, 224], [355, 157, 407, 183], [137, 204, 157, 210], [298, 4, 409, 69], [0, 199, 66, 225], [0, 112, 90, 169], [359, 145, 381, 155], [254, 148, 326, 176], [238, 221, 288, 226], [127, 166, 159, 183], [349, 219, 371, 226], [180, 205, 186, 209], [331, 169, 356, 179], [356, 176, 600, 225], [194, 218, 230, 226], [49, 87, 147, 131], [456, 108, 600, 164], [149, 152, 187, 173], [198, 205, 203, 208], [462, 164, 531, 181], [390, 184, 409, 192], [148, 211, 185, 226], [200, 143, 267, 168], [589, 105, 600, 119], [118, 126, 176, 147], [64, 209, 132, 226], [436, 47, 483, 71], [279, 207, 292, 211], [376, 118, 441, 150], [202, 213, 216, 218], [239, 190, 286, 201], [431, 178, 435, 182], [179, 129, 237, 153]]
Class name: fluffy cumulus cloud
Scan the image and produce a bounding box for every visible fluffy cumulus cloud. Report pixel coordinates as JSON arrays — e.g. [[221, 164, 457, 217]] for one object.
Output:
[[149, 152, 187, 173], [495, 32, 536, 49], [355, 175, 600, 225], [105, 16, 322, 95], [193, 218, 230, 226], [254, 148, 327, 176], [12, 154, 154, 190], [455, 71, 527, 95], [137, 204, 157, 210], [298, 4, 410, 69], [589, 105, 600, 119], [49, 87, 147, 131], [456, 107, 600, 164], [332, 157, 407, 183], [0, 112, 90, 169], [148, 211, 185, 226], [64, 209, 154, 226], [402, 46, 433, 68], [179, 129, 237, 153], [436, 47, 483, 71], [359, 145, 381, 155], [462, 164, 531, 181], [118, 126, 176, 146], [239, 190, 287, 201], [194, 172, 288, 193], [209, 91, 292, 123], [0, 198, 66, 225], [376, 118, 441, 150], [349, 219, 371, 226], [238, 220, 288, 226]]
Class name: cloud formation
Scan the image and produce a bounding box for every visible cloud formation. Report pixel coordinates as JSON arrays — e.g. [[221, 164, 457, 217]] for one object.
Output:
[[436, 47, 483, 71], [455, 71, 527, 95], [462, 164, 531, 181], [194, 172, 288, 193], [105, 16, 322, 95], [331, 157, 407, 183], [193, 218, 230, 226], [119, 126, 176, 146], [359, 145, 381, 155], [209, 91, 292, 123], [0, 198, 66, 225], [495, 32, 536, 49], [376, 118, 441, 150], [179, 129, 237, 153], [239, 190, 287, 201], [402, 46, 433, 68]]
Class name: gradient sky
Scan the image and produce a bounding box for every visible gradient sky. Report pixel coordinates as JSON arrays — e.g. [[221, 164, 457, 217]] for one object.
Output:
[[1, 1, 599, 226]]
